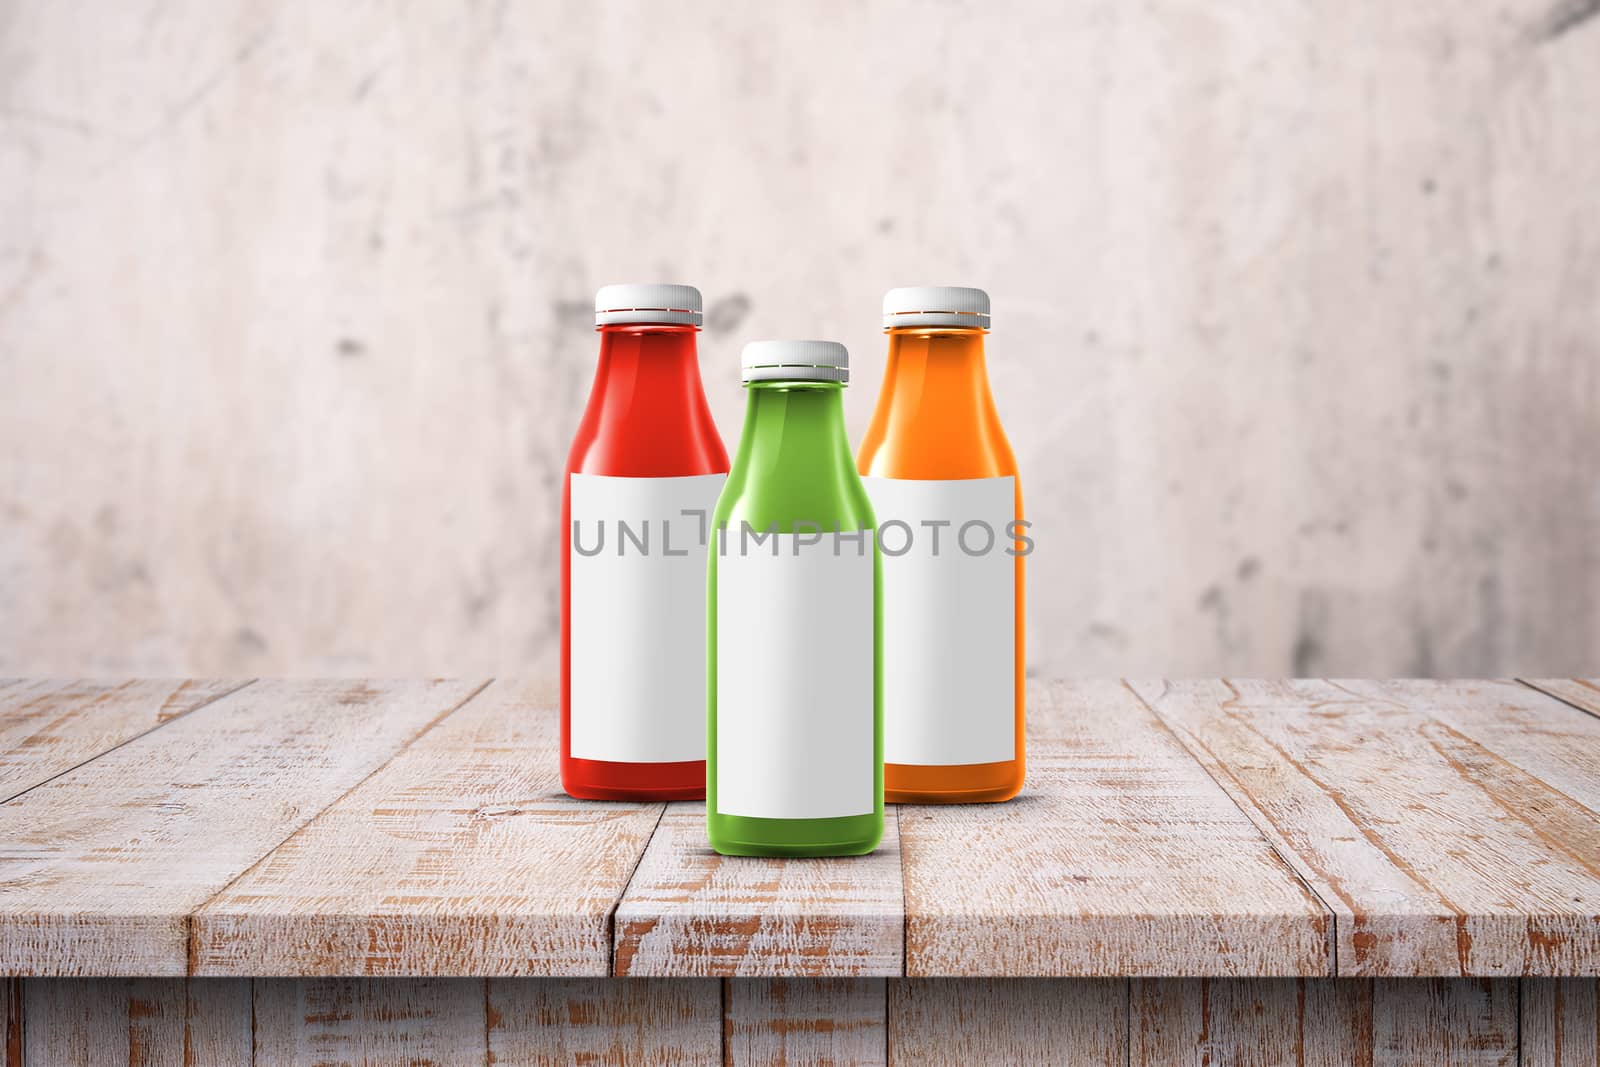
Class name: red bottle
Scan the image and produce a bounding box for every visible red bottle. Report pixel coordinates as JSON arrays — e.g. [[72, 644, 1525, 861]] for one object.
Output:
[[562, 284, 729, 800]]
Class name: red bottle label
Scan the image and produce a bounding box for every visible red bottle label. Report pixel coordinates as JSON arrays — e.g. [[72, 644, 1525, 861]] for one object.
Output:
[[569, 473, 725, 764]]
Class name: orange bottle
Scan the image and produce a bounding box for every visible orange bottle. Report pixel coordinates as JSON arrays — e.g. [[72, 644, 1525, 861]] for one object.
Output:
[[857, 287, 1026, 803]]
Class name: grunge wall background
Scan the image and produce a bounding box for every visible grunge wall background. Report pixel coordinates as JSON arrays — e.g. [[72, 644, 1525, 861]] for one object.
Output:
[[2, 1, 1598, 677]]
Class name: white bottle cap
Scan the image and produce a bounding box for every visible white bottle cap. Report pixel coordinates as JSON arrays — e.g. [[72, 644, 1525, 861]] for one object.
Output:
[[882, 286, 991, 329], [741, 340, 850, 384], [594, 283, 703, 327]]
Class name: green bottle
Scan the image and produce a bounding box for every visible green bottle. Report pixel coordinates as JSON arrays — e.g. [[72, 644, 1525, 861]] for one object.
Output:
[[707, 340, 884, 857]]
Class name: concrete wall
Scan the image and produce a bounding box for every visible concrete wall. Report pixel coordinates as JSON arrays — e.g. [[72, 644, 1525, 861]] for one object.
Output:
[[2, 0, 1597, 677]]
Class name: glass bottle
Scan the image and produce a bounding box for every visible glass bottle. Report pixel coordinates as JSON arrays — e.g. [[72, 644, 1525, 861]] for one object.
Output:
[[708, 340, 883, 856], [562, 284, 728, 800], [857, 287, 1026, 803]]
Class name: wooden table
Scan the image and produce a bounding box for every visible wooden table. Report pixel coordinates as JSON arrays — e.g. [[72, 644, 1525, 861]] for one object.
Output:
[[1, 678, 1597, 1065]]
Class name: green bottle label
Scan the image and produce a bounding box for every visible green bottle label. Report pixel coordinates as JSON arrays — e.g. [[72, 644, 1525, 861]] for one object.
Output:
[[715, 533, 875, 818]]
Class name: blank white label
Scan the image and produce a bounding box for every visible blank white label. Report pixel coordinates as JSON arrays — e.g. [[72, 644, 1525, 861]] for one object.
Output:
[[863, 476, 1016, 766], [715, 535, 875, 819], [569, 472, 725, 763]]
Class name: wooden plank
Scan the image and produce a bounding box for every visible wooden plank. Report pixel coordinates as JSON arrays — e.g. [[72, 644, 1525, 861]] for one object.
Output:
[[19, 977, 251, 1066], [0, 680, 250, 802], [17, 977, 722, 1065], [0, 679, 487, 976], [1525, 680, 1600, 721], [900, 679, 1331, 976], [183, 980, 254, 1065], [1372, 978, 1516, 1066], [487, 978, 720, 1065], [613, 805, 903, 977], [194, 678, 660, 977], [2, 976, 1551, 1064], [1522, 978, 1599, 1067], [1341, 679, 1600, 816], [889, 978, 1126, 1066], [1131, 978, 1372, 1067], [727, 978, 885, 1067], [1134, 679, 1600, 976], [2, 978, 18, 1067], [252, 978, 485, 1067]]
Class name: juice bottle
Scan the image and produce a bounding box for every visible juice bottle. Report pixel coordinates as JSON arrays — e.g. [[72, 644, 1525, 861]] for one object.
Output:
[[561, 284, 729, 800], [707, 340, 883, 856], [857, 287, 1026, 803]]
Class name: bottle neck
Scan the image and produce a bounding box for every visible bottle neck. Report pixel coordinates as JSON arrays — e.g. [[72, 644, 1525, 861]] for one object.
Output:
[[592, 323, 704, 411], [575, 324, 726, 474], [882, 326, 996, 412], [860, 327, 1013, 478], [737, 381, 854, 476]]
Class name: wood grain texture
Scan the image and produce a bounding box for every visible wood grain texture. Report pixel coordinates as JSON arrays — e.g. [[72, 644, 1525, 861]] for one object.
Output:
[[1131, 978, 1372, 1067], [0, 679, 250, 802], [888, 978, 1126, 1066], [1134, 679, 1600, 977], [1372, 978, 1516, 1066], [19, 977, 250, 1067], [1522, 979, 1600, 1067], [182, 980, 254, 1066], [0, 679, 487, 976], [9, 976, 1597, 1062], [2, 978, 18, 1067], [252, 978, 484, 1067], [1526, 680, 1600, 721], [487, 977, 720, 1066], [6, 677, 1598, 982], [193, 678, 660, 977], [726, 978, 885, 1067], [901, 679, 1331, 976], [613, 806, 903, 977], [1340, 679, 1600, 816]]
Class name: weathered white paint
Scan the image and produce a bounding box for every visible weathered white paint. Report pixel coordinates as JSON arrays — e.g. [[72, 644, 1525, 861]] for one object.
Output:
[[1131, 978, 1373, 1067], [5, 678, 1599, 981], [2, 2, 1597, 679], [1520, 978, 1600, 1066], [0, 679, 487, 975], [193, 678, 662, 977], [1527, 679, 1600, 720], [12, 976, 1569, 1065], [488, 978, 722, 1066], [1134, 679, 1600, 976], [891, 979, 1127, 1066], [901, 680, 1332, 977], [21, 977, 251, 1067], [1373, 978, 1517, 1066], [728, 978, 887, 1067], [0, 679, 249, 801], [614, 805, 904, 978]]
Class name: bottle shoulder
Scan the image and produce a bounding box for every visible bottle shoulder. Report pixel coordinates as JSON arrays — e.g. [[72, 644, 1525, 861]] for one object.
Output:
[[564, 335, 729, 477], [714, 461, 874, 532], [858, 425, 1018, 480], [856, 369, 1018, 479], [565, 399, 728, 478]]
